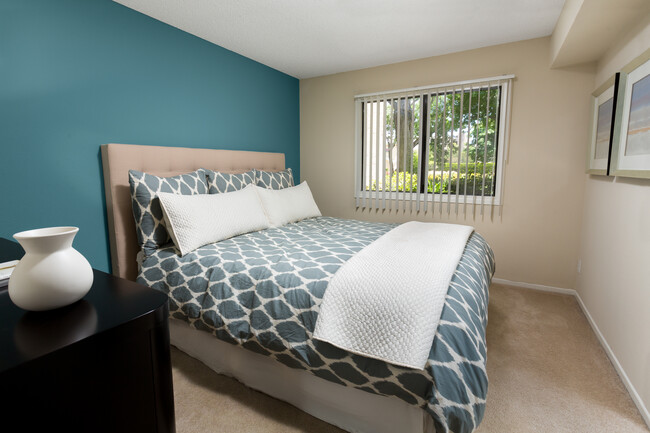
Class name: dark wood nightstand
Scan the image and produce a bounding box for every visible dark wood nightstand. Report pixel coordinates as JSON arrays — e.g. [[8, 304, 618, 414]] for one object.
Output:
[[0, 238, 175, 433]]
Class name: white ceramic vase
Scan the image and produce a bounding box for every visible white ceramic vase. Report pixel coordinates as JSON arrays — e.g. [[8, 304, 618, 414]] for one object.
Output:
[[9, 227, 94, 311]]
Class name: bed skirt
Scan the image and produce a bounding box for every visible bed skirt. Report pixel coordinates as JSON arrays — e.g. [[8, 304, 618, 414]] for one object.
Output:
[[170, 319, 435, 433]]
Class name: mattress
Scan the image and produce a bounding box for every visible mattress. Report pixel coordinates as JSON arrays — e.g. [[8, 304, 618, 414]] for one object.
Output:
[[138, 216, 495, 433]]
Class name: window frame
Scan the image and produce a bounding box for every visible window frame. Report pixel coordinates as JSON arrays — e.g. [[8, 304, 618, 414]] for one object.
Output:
[[354, 75, 513, 208]]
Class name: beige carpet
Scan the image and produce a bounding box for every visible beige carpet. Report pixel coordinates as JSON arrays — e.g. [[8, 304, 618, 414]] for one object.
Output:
[[171, 283, 649, 433]]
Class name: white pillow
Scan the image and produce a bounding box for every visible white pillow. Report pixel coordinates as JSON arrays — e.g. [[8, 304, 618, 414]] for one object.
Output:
[[255, 181, 321, 227], [158, 184, 270, 256]]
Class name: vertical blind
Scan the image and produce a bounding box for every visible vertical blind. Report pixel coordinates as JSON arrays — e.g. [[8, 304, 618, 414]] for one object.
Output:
[[354, 75, 513, 215]]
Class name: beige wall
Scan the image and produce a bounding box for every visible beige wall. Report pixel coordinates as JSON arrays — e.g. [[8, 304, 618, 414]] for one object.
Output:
[[549, 0, 650, 68], [300, 37, 595, 289], [549, 0, 583, 65], [576, 17, 650, 422]]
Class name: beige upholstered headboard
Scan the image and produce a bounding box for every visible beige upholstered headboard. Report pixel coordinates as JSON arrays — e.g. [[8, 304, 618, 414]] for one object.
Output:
[[100, 143, 285, 281]]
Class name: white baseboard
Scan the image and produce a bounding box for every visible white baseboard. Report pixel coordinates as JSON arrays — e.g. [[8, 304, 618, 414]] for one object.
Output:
[[573, 292, 650, 428], [492, 278, 650, 429], [491, 278, 577, 296]]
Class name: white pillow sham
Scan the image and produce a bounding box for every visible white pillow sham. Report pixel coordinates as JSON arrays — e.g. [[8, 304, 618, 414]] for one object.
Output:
[[158, 184, 270, 256], [255, 181, 321, 227]]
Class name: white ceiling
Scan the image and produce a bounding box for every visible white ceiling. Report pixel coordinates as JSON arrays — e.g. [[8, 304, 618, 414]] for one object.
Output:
[[114, 0, 566, 79]]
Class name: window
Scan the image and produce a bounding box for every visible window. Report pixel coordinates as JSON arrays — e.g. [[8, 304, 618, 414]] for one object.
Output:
[[354, 75, 513, 214]]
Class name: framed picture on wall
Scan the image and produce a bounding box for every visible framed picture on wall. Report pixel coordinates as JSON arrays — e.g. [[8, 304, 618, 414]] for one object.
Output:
[[610, 48, 650, 179], [587, 73, 620, 175]]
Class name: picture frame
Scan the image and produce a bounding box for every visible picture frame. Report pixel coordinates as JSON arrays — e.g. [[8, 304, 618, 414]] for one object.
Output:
[[610, 48, 650, 179], [587, 73, 620, 175]]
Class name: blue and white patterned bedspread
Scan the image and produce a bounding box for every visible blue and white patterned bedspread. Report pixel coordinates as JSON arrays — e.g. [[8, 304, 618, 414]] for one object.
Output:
[[138, 217, 495, 433]]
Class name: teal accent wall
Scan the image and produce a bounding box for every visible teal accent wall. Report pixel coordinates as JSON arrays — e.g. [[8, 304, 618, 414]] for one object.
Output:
[[0, 0, 299, 273]]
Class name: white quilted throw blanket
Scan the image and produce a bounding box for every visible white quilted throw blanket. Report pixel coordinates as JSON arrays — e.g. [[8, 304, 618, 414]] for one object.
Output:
[[313, 221, 474, 370]]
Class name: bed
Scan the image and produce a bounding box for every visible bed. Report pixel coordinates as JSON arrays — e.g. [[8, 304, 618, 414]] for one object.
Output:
[[101, 143, 495, 433]]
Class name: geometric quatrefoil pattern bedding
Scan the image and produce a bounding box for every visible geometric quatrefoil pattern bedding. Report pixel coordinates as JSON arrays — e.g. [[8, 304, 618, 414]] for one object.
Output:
[[128, 169, 209, 254], [255, 168, 294, 189], [129, 168, 295, 255], [204, 169, 256, 194], [137, 216, 495, 433]]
